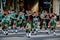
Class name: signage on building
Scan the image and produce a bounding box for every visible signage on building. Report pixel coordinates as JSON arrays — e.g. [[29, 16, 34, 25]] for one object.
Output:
[[43, 1, 50, 4]]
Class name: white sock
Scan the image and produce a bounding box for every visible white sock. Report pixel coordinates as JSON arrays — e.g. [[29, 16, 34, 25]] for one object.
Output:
[[12, 30, 13, 32], [9, 26, 11, 29], [6, 31, 8, 33], [29, 33, 31, 37], [34, 31, 37, 34], [54, 32, 56, 34], [2, 30, 4, 32], [15, 30, 17, 32], [26, 33, 28, 37], [4, 31, 6, 34], [48, 29, 50, 34]]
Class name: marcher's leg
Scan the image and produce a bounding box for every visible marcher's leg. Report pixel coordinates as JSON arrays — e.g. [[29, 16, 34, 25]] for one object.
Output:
[[53, 23, 56, 35]]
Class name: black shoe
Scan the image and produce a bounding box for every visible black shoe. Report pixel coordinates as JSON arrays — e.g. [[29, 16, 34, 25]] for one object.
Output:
[[28, 36, 30, 38], [6, 33, 8, 35]]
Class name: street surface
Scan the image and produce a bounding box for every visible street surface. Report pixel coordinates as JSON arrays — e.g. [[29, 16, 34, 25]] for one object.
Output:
[[0, 25, 60, 40]]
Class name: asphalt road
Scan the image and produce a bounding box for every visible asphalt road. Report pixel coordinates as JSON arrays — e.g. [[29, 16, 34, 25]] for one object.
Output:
[[0, 27, 60, 40]]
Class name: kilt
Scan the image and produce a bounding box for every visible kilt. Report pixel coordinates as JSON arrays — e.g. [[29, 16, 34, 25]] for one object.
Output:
[[2, 22, 8, 30]]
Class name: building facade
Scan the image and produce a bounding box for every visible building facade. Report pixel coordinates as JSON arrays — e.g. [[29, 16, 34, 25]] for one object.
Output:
[[53, 0, 60, 21], [0, 0, 60, 15], [53, 0, 60, 15]]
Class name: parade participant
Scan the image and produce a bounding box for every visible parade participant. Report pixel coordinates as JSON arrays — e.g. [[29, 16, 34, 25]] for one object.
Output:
[[45, 14, 50, 30], [48, 13, 53, 27], [26, 20, 32, 38], [16, 11, 23, 29], [49, 13, 56, 35], [40, 11, 45, 29], [41, 10, 48, 30], [26, 10, 34, 31], [2, 11, 10, 35], [47, 13, 53, 34], [33, 14, 38, 34], [9, 9, 17, 33], [19, 10, 26, 29], [16, 11, 20, 27], [0, 10, 4, 27]]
